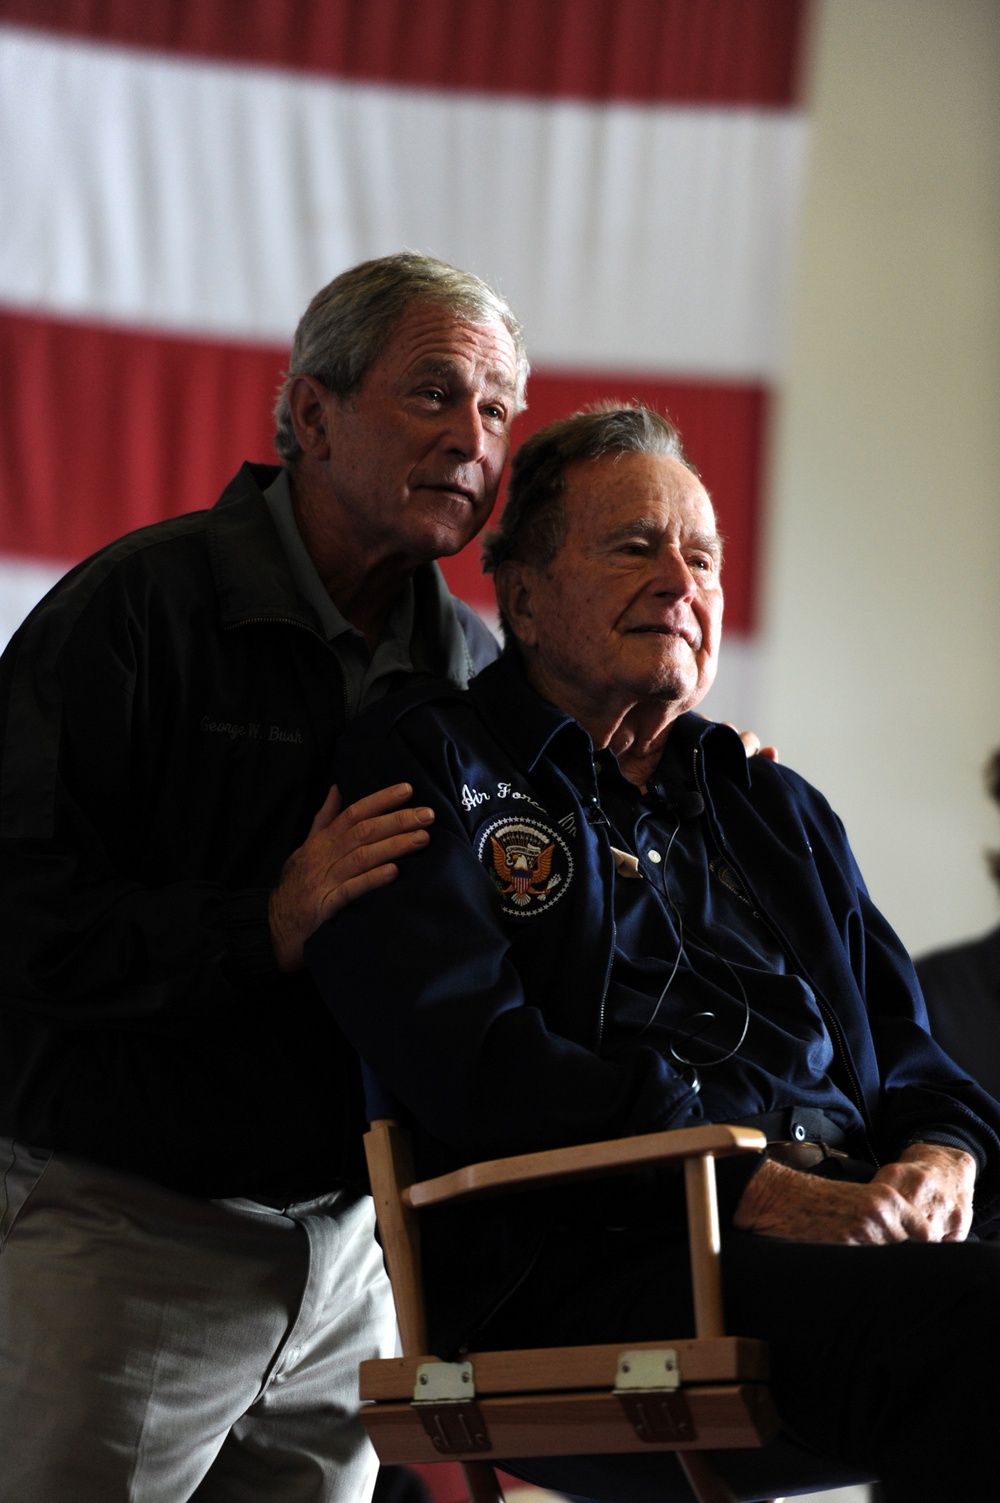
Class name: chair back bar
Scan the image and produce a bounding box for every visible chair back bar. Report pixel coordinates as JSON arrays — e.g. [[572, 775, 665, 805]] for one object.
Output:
[[684, 1156, 726, 1338], [363, 1119, 428, 1356]]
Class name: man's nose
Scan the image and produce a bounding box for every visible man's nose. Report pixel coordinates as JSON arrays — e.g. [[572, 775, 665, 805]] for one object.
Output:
[[443, 400, 487, 463], [653, 550, 697, 598]]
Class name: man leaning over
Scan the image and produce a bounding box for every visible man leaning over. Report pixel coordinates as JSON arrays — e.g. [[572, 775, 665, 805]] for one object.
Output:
[[0, 252, 526, 1503], [310, 404, 1000, 1503]]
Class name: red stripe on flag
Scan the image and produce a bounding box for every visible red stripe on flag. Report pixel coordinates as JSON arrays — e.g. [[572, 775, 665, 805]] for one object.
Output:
[[0, 309, 286, 562], [0, 0, 808, 106], [0, 309, 762, 632]]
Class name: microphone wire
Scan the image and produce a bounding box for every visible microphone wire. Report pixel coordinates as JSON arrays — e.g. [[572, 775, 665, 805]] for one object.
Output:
[[601, 794, 752, 1092]]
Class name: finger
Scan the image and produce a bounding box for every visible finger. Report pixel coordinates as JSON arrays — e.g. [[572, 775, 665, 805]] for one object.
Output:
[[336, 805, 435, 859], [889, 1193, 938, 1242], [731, 729, 779, 763], [876, 1162, 964, 1228], [848, 1183, 919, 1244], [308, 784, 344, 837], [331, 826, 433, 889], [723, 724, 759, 757], [336, 782, 427, 832], [322, 855, 406, 919]]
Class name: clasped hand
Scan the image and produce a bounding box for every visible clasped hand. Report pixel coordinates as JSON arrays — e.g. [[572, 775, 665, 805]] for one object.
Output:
[[733, 1141, 976, 1245]]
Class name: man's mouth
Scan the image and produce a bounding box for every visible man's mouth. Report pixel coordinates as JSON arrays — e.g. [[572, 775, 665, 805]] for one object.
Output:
[[629, 624, 697, 647], [424, 481, 476, 505]]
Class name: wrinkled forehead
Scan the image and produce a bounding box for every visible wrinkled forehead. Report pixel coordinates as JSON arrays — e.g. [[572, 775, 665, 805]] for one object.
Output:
[[563, 449, 718, 538], [378, 303, 522, 399]]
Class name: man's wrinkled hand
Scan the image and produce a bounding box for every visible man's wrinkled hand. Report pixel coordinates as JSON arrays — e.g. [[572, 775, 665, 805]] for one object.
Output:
[[733, 1157, 935, 1245], [269, 783, 434, 971], [872, 1142, 975, 1243]]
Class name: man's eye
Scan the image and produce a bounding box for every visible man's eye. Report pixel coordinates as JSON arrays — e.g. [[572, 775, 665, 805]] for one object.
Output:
[[688, 556, 715, 572], [419, 388, 445, 403]]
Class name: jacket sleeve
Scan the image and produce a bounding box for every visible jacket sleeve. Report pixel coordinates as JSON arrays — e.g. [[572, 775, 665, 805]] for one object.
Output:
[[858, 883, 1000, 1174], [780, 768, 1000, 1214], [306, 701, 700, 1161], [0, 573, 276, 1028]]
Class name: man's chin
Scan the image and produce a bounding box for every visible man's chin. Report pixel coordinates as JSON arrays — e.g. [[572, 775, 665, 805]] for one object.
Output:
[[415, 506, 489, 558], [641, 665, 715, 716], [407, 518, 482, 562]]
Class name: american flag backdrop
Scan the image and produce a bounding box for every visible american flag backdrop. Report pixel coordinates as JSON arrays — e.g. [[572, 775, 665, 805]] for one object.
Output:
[[0, 0, 810, 728]]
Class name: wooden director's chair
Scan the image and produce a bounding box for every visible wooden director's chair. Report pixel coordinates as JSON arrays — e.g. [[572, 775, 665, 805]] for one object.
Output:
[[359, 1097, 782, 1503]]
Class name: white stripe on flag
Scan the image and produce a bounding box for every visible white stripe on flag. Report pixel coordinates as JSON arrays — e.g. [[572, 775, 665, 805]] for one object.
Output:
[[0, 558, 68, 650], [0, 25, 807, 378]]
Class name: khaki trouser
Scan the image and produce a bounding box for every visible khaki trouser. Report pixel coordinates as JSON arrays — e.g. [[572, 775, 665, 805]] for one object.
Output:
[[0, 1138, 396, 1503]]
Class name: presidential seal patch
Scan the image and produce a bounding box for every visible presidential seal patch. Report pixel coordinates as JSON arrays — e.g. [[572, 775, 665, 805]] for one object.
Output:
[[477, 816, 573, 918]]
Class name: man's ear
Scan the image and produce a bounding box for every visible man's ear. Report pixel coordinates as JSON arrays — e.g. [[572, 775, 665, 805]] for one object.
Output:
[[494, 560, 540, 650], [287, 375, 336, 459]]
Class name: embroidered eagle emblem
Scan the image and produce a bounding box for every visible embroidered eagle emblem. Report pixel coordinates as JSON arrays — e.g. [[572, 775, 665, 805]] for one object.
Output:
[[476, 816, 573, 919], [489, 835, 556, 906]]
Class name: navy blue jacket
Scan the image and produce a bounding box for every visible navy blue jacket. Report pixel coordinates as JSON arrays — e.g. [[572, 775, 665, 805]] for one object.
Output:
[[309, 650, 1000, 1347]]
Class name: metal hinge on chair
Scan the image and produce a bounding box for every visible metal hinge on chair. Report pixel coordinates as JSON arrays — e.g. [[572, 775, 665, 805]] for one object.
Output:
[[411, 1360, 491, 1454], [614, 1348, 695, 1443]]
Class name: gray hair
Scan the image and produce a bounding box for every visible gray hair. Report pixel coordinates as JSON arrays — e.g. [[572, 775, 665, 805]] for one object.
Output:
[[273, 252, 529, 462], [483, 402, 696, 580]]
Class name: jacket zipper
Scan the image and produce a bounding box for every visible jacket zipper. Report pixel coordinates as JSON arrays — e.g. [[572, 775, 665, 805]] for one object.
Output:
[[224, 614, 326, 639], [583, 791, 616, 1053], [691, 745, 881, 1167]]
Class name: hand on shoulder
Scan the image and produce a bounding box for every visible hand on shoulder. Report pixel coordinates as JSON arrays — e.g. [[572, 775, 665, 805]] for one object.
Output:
[[268, 782, 435, 970]]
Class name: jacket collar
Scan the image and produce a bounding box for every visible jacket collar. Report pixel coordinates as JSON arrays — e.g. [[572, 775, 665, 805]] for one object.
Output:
[[207, 463, 320, 633], [469, 649, 590, 773], [206, 463, 479, 686], [668, 699, 752, 793], [469, 649, 750, 791]]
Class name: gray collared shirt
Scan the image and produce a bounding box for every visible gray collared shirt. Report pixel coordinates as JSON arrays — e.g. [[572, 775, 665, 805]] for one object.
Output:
[[263, 469, 417, 719]]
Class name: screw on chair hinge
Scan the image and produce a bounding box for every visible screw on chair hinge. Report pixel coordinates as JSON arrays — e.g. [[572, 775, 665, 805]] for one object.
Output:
[[412, 1361, 491, 1454], [614, 1348, 695, 1444]]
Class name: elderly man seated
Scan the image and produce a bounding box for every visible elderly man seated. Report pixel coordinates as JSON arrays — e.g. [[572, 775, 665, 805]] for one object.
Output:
[[306, 405, 1000, 1503]]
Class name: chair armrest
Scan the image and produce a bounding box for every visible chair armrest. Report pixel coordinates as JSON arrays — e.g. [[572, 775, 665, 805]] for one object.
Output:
[[401, 1123, 766, 1210]]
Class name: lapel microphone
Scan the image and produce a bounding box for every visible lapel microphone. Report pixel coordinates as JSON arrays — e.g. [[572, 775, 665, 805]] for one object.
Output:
[[672, 790, 705, 820]]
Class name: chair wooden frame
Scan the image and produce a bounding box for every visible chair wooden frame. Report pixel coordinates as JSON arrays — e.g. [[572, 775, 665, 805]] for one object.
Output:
[[360, 1119, 779, 1503]]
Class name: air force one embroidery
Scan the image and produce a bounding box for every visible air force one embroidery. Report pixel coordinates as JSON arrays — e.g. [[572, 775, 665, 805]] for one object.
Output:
[[477, 816, 573, 918]]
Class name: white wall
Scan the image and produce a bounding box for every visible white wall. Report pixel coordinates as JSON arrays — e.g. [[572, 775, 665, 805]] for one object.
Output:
[[761, 0, 1000, 956]]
